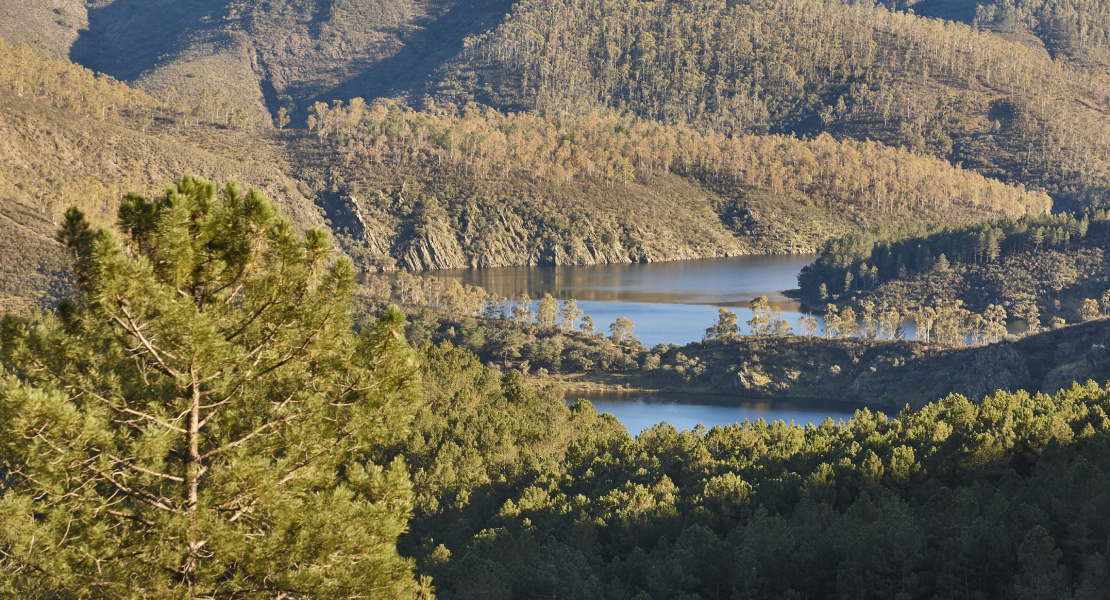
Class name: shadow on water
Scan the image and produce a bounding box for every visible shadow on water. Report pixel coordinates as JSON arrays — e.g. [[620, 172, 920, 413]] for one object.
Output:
[[423, 254, 817, 307], [570, 389, 876, 437]]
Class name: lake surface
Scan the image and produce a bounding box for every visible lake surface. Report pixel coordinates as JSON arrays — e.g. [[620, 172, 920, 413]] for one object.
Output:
[[420, 255, 933, 434], [419, 254, 1027, 347], [428, 255, 817, 347], [570, 389, 871, 436]]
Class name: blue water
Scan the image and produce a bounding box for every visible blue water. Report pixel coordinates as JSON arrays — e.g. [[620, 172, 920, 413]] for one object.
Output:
[[428, 255, 820, 347], [420, 255, 1026, 347], [570, 389, 871, 436], [411, 255, 908, 433]]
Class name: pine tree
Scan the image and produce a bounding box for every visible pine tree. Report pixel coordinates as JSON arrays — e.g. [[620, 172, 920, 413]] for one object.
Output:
[[0, 176, 423, 598]]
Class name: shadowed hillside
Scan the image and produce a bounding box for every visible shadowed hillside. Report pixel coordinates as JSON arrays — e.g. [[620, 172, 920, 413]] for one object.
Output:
[[0, 39, 322, 312], [0, 34, 1060, 309], [0, 0, 515, 124]]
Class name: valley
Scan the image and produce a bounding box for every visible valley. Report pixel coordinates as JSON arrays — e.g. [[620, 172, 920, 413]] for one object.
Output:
[[4, 0, 1110, 597]]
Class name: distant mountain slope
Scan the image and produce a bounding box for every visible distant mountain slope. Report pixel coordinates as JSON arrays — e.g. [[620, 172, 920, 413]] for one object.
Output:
[[0, 37, 1056, 307], [8, 0, 1108, 214], [0, 0, 514, 124], [0, 0, 88, 59], [454, 0, 1110, 211], [293, 98, 1050, 269], [0, 39, 322, 313], [0, 96, 323, 314]]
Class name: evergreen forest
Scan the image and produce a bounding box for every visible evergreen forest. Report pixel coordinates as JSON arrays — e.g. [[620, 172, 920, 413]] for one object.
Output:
[[3, 0, 1110, 597]]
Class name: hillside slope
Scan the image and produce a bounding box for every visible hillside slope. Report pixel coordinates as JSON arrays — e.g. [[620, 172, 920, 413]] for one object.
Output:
[[453, 0, 1110, 211], [0, 35, 1058, 306], [0, 0, 88, 59], [293, 98, 1050, 269], [878, 0, 1110, 72], [0, 41, 323, 312], [0, 97, 323, 314], [6, 0, 1109, 214], [0, 0, 514, 124]]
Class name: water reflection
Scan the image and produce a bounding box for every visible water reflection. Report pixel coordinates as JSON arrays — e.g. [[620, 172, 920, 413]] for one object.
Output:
[[388, 255, 1028, 348], [396, 255, 816, 346], [571, 389, 871, 437], [419, 254, 816, 307]]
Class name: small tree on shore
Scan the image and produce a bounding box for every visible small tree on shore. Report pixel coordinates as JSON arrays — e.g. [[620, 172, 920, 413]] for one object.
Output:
[[706, 307, 740, 340], [609, 316, 636, 345], [748, 296, 791, 336]]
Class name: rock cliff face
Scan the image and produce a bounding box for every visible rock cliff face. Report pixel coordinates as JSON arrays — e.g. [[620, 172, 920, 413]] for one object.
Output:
[[398, 215, 468, 270], [321, 173, 761, 271]]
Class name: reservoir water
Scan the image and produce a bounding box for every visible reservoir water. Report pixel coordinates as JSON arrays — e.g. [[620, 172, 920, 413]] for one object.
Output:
[[419, 254, 1028, 348], [421, 254, 868, 434], [570, 389, 869, 436], [407, 255, 970, 435], [427, 254, 818, 348]]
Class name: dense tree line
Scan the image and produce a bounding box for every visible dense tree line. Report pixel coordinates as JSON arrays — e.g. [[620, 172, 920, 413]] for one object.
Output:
[[298, 94, 1055, 271], [0, 178, 424, 597], [0, 37, 156, 122], [799, 204, 1110, 303], [402, 342, 1110, 599], [310, 98, 1049, 219], [5, 178, 1110, 598]]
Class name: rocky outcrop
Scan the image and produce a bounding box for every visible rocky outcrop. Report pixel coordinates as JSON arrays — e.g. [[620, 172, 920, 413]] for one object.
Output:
[[398, 225, 468, 270], [331, 173, 752, 271]]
